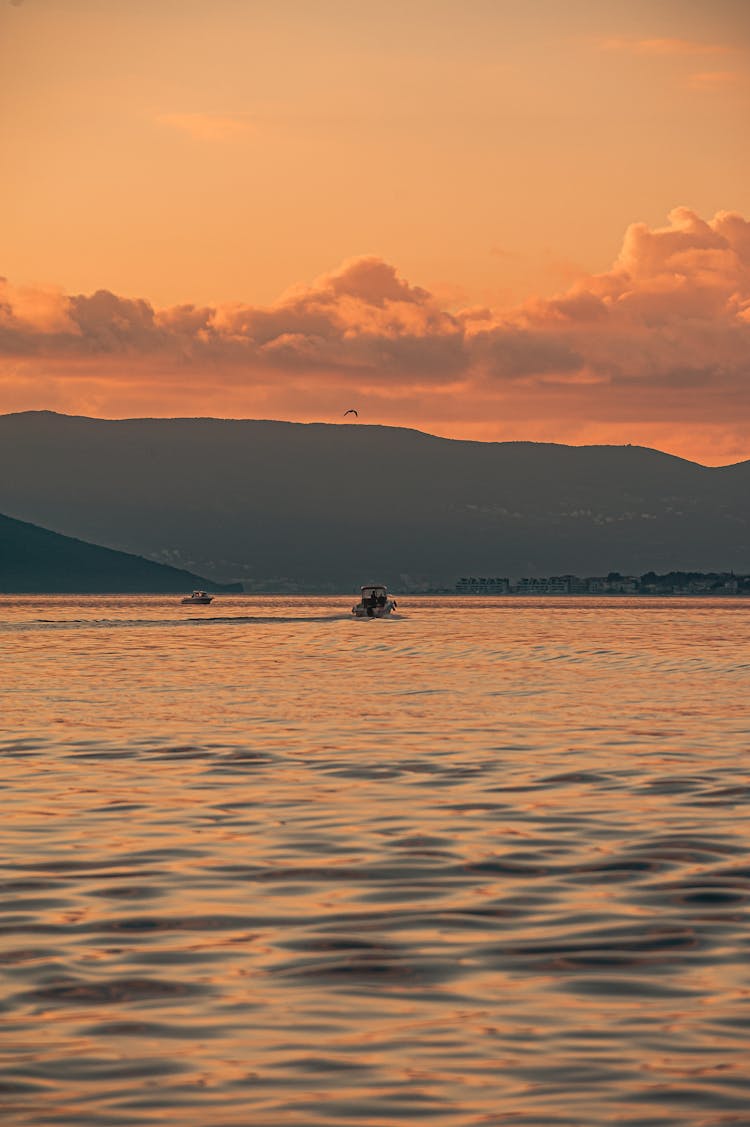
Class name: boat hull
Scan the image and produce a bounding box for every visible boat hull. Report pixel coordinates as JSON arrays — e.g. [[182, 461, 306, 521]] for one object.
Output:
[[352, 602, 396, 618]]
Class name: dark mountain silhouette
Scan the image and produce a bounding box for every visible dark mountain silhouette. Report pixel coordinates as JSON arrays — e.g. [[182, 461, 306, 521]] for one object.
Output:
[[0, 411, 748, 590], [0, 510, 241, 594]]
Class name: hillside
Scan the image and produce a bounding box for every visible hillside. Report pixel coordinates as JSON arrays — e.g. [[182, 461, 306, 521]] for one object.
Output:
[[0, 411, 748, 589], [0, 510, 241, 594]]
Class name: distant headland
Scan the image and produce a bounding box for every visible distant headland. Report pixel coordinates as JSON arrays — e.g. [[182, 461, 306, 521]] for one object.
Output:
[[0, 512, 241, 595]]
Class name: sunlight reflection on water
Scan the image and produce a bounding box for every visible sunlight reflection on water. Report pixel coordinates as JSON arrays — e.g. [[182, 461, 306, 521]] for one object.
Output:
[[1, 596, 749, 1125]]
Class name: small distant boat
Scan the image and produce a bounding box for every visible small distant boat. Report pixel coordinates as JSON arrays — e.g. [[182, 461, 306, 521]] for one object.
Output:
[[181, 590, 213, 605], [352, 584, 397, 618]]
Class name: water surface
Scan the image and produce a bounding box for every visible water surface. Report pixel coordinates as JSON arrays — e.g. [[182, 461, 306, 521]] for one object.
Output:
[[1, 596, 749, 1125]]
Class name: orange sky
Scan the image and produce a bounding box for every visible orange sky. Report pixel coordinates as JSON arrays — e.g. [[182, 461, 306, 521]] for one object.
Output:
[[2, 0, 749, 464]]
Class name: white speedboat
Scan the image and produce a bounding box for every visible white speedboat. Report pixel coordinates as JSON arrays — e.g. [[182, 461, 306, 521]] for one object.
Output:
[[181, 590, 213, 605], [352, 584, 397, 618]]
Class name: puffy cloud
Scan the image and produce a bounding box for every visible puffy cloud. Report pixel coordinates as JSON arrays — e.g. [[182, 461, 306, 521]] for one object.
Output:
[[315, 256, 431, 306], [470, 326, 584, 380], [0, 278, 76, 352], [69, 291, 163, 353], [1, 207, 749, 463], [504, 208, 750, 390]]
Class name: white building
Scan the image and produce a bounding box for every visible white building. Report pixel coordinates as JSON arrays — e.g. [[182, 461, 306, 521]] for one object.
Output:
[[456, 576, 510, 594]]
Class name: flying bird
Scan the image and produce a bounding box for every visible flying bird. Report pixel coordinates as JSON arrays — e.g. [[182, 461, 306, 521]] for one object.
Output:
[[343, 408, 358, 417]]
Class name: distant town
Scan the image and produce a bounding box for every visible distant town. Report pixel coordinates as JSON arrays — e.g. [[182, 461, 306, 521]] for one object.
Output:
[[453, 572, 749, 596]]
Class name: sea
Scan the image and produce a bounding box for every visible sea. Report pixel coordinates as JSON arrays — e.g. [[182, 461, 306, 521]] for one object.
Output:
[[1, 595, 749, 1127]]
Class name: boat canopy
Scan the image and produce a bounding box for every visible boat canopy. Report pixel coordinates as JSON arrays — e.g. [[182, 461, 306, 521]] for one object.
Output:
[[360, 585, 387, 596]]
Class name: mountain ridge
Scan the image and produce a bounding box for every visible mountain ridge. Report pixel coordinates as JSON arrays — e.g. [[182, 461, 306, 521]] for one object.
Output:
[[1, 411, 748, 589], [6, 409, 744, 469]]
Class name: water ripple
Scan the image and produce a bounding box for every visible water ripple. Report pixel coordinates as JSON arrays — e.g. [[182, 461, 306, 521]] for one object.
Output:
[[1, 595, 749, 1126]]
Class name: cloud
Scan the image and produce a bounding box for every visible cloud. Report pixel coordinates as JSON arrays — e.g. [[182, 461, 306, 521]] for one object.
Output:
[[1, 207, 749, 464], [156, 113, 255, 141], [599, 37, 730, 56], [688, 71, 739, 89]]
